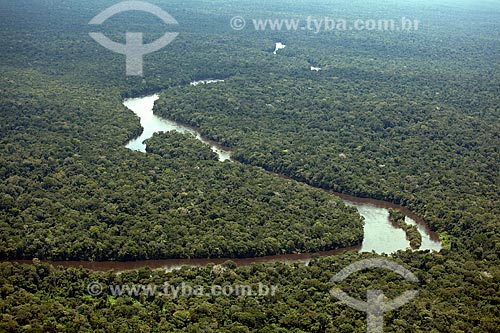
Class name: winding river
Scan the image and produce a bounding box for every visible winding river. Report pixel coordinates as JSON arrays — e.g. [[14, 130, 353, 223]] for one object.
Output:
[[124, 90, 441, 265], [10, 87, 441, 272], [125, 94, 231, 161]]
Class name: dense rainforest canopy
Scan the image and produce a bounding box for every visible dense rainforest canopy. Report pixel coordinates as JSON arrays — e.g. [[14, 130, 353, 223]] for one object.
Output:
[[0, 0, 499, 331]]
